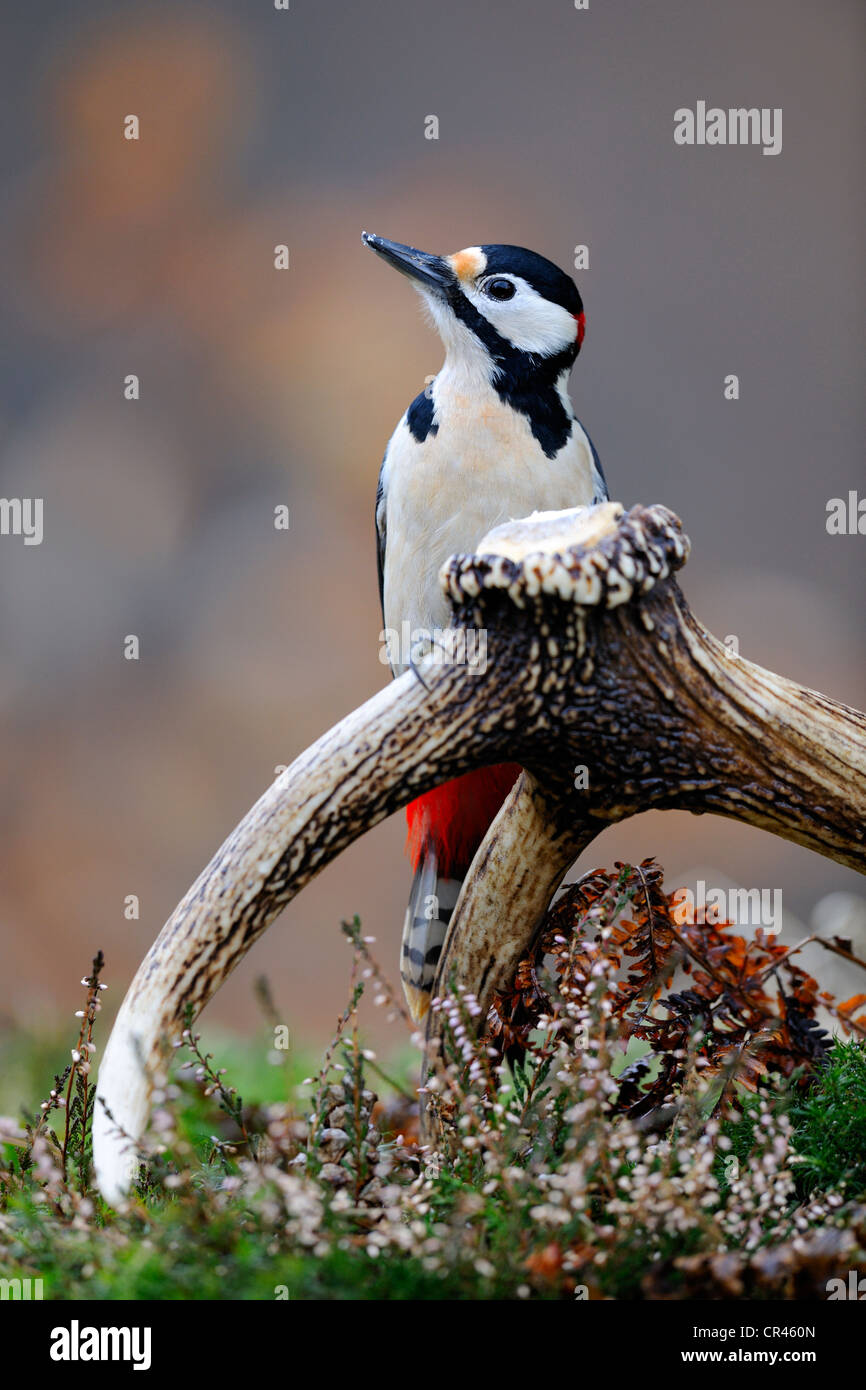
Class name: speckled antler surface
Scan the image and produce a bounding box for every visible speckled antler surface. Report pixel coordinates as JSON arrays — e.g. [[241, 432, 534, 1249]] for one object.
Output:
[[422, 503, 866, 1081], [94, 502, 866, 1202]]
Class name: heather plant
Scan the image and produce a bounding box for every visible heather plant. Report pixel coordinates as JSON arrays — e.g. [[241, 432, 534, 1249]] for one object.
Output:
[[1, 862, 864, 1301]]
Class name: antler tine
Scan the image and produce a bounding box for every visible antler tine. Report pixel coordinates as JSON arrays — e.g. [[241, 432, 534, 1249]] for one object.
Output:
[[96, 501, 866, 1200]]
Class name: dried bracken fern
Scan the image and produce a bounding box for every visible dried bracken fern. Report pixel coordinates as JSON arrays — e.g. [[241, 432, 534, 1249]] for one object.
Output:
[[488, 858, 865, 1122]]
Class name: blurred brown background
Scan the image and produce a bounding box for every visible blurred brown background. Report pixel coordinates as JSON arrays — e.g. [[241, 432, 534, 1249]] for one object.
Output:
[[0, 0, 863, 1046]]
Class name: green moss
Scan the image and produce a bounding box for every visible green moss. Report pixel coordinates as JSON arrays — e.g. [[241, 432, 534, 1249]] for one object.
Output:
[[789, 1039, 866, 1198]]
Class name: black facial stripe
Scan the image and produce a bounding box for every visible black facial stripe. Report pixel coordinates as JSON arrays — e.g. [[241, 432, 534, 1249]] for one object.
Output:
[[448, 292, 577, 458], [449, 292, 577, 380], [500, 375, 574, 458]]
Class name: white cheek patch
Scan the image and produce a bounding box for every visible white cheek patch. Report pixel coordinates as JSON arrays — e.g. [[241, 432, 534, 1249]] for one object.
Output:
[[462, 276, 578, 357]]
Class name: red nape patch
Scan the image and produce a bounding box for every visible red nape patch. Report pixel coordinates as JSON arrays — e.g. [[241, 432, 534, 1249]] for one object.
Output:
[[573, 311, 586, 351], [406, 764, 522, 877]]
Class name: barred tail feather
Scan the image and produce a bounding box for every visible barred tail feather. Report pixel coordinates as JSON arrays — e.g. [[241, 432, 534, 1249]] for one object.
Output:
[[400, 845, 462, 1022]]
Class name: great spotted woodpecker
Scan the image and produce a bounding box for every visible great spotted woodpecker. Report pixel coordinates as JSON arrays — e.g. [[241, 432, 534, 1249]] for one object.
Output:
[[363, 232, 608, 1020]]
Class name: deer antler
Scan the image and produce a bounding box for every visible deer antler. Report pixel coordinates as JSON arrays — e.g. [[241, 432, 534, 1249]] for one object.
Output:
[[424, 502, 866, 1068], [94, 502, 866, 1202]]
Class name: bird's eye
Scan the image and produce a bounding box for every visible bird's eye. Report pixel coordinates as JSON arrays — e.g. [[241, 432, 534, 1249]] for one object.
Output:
[[484, 277, 516, 301]]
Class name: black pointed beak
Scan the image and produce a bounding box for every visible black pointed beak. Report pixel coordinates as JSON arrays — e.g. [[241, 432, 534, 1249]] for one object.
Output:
[[362, 232, 455, 296]]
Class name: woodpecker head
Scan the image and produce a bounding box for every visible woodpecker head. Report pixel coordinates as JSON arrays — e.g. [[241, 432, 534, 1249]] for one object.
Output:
[[362, 233, 585, 383]]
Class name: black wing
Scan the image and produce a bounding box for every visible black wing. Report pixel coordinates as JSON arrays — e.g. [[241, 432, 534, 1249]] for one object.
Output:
[[575, 414, 609, 503], [375, 456, 387, 621]]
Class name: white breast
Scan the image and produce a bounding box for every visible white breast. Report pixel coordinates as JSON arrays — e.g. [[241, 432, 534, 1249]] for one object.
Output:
[[380, 372, 599, 670]]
